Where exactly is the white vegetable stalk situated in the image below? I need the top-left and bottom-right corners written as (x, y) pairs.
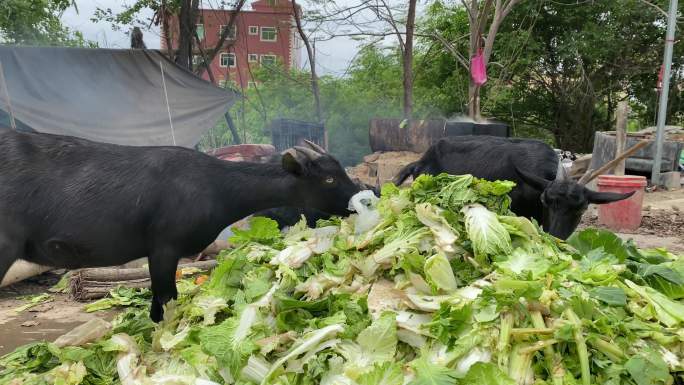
top-left (262, 324), bottom-right (345, 384)
top-left (348, 190), bottom-right (381, 234)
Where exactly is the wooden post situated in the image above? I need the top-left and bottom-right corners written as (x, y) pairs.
top-left (614, 101), bottom-right (629, 176)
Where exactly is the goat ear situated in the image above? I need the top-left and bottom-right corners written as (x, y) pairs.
top-left (282, 150), bottom-right (305, 175)
top-left (515, 166), bottom-right (551, 191)
top-left (585, 189), bottom-right (635, 204)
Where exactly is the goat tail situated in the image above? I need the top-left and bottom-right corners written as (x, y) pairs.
top-left (394, 161), bottom-right (419, 185)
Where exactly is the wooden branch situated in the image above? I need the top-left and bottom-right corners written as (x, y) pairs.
top-left (429, 32), bottom-right (470, 70)
top-left (194, 31), bottom-right (215, 83)
top-left (460, 0), bottom-right (474, 22)
top-left (578, 140), bottom-right (649, 185)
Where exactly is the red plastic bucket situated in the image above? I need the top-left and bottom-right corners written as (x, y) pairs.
top-left (596, 175), bottom-right (647, 232)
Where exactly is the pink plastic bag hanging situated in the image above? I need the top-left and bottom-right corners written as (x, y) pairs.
top-left (470, 49), bottom-right (487, 86)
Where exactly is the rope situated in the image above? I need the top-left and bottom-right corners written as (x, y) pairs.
top-left (160, 61), bottom-right (177, 146)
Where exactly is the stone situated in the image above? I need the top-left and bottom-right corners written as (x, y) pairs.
top-left (660, 171), bottom-right (681, 190)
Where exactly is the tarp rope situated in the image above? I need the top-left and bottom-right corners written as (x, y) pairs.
top-left (160, 61), bottom-right (177, 146)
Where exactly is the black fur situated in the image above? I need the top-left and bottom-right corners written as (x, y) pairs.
top-left (394, 136), bottom-right (633, 239)
top-left (0, 128), bottom-right (359, 321)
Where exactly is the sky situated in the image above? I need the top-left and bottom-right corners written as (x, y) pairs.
top-left (61, 0), bottom-right (373, 76)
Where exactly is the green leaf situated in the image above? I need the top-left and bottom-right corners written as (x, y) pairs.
top-left (229, 216), bottom-right (281, 245)
top-left (567, 228), bottom-right (629, 262)
top-left (624, 280), bottom-right (684, 327)
top-left (242, 267), bottom-right (274, 302)
top-left (407, 355), bottom-right (460, 385)
top-left (462, 362), bottom-right (516, 385)
top-left (495, 247), bottom-right (551, 279)
top-left (357, 312), bottom-right (397, 363)
top-left (589, 287), bottom-right (627, 307)
top-left (461, 203), bottom-right (512, 260)
top-left (275, 293), bottom-right (331, 313)
top-left (625, 353), bottom-right (671, 385)
top-left (424, 253), bottom-right (459, 293)
top-left (357, 362), bottom-right (404, 385)
top-left (198, 307), bottom-right (259, 377)
top-left (207, 251), bottom-right (250, 298)
top-left (427, 303), bottom-right (472, 347)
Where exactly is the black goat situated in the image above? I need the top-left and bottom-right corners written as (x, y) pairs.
top-left (395, 136), bottom-right (633, 239)
top-left (0, 129), bottom-right (359, 321)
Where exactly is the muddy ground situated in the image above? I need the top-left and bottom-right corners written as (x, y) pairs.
top-left (0, 188), bottom-right (682, 356)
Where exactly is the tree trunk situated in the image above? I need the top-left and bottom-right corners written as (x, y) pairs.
top-left (176, 0), bottom-right (194, 70)
top-left (160, 0), bottom-right (174, 60)
top-left (194, 32), bottom-right (216, 83)
top-left (403, 0), bottom-right (417, 120)
top-left (468, 81), bottom-right (481, 120)
top-left (292, 0), bottom-right (322, 124)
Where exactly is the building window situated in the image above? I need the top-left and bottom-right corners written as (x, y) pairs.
top-left (267, 0), bottom-right (278, 6)
top-left (220, 52), bottom-right (236, 67)
top-left (219, 25), bottom-right (237, 40)
top-left (260, 54), bottom-right (277, 66)
top-left (248, 81), bottom-right (257, 89)
top-left (196, 24), bottom-right (205, 40)
top-left (260, 27), bottom-right (277, 42)
top-left (248, 26), bottom-right (258, 35)
top-left (248, 53), bottom-right (258, 62)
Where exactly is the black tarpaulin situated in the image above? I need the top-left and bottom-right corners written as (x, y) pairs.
top-left (0, 46), bottom-right (238, 147)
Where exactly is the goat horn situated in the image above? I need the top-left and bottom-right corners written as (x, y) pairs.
top-left (303, 140), bottom-right (327, 154)
top-left (293, 146), bottom-right (322, 160)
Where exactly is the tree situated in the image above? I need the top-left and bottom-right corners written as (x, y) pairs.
top-left (0, 0), bottom-right (94, 46)
top-left (308, 0), bottom-right (421, 119)
top-left (93, 0), bottom-right (247, 76)
top-left (292, 0), bottom-right (323, 124)
top-left (464, 0), bottom-right (521, 120)
top-left (485, 0), bottom-right (683, 151)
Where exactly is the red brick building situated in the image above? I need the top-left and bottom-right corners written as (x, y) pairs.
top-left (161, 0), bottom-right (302, 89)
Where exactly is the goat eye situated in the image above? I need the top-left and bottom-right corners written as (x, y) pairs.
top-left (325, 177), bottom-right (335, 184)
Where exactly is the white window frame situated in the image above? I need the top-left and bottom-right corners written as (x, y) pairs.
top-left (196, 23), bottom-right (205, 40)
top-left (219, 52), bottom-right (236, 68)
top-left (248, 81), bottom-right (257, 88)
top-left (248, 53), bottom-right (258, 62)
top-left (260, 26), bottom-right (277, 42)
top-left (260, 54), bottom-right (277, 66)
top-left (219, 24), bottom-right (237, 40)
top-left (248, 26), bottom-right (258, 35)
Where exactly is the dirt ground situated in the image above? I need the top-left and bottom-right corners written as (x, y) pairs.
top-left (0, 188), bottom-right (682, 357)
top-left (0, 271), bottom-right (118, 356)
top-left (579, 187), bottom-right (684, 253)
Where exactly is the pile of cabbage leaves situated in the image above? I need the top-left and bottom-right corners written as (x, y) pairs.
top-left (2, 174), bottom-right (683, 385)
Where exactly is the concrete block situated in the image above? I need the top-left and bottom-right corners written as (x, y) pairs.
top-left (660, 171), bottom-right (681, 190)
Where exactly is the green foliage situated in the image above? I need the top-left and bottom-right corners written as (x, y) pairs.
top-left (0, 0), bottom-right (96, 46)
